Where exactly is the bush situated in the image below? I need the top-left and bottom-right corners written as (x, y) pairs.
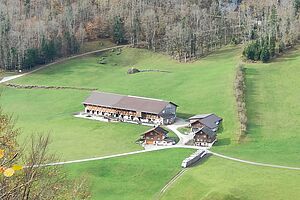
top-left (243, 38), bottom-right (272, 62)
top-left (243, 41), bottom-right (260, 61)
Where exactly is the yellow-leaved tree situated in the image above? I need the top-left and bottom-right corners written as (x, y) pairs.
top-left (0, 109), bottom-right (90, 199)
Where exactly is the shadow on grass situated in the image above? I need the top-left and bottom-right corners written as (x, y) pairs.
top-left (244, 67), bottom-right (263, 137)
top-left (215, 138), bottom-right (231, 146)
top-left (189, 153), bottom-right (212, 168)
top-left (272, 47), bottom-right (300, 63)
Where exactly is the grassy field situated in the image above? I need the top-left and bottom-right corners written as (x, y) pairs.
top-left (0, 88), bottom-right (150, 160)
top-left (79, 39), bottom-right (116, 54)
top-left (208, 47), bottom-right (300, 167)
top-left (1, 46), bottom-right (241, 160)
top-left (66, 148), bottom-right (194, 200)
top-left (161, 47), bottom-right (300, 200)
top-left (161, 156), bottom-right (300, 200)
top-left (2, 45), bottom-right (299, 199)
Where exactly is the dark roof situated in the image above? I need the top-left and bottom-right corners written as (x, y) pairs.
top-left (195, 127), bottom-right (216, 137)
top-left (141, 126), bottom-right (169, 136)
top-left (189, 114), bottom-right (222, 121)
top-left (189, 114), bottom-right (212, 120)
top-left (189, 114), bottom-right (222, 130)
top-left (83, 91), bottom-right (177, 114)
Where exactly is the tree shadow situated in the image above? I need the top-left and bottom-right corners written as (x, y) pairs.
top-left (244, 67), bottom-right (263, 137)
top-left (272, 47), bottom-right (300, 63)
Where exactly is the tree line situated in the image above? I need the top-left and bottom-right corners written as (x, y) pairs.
top-left (1, 0), bottom-right (300, 70)
top-left (242, 0), bottom-right (300, 62)
top-left (234, 63), bottom-right (247, 140)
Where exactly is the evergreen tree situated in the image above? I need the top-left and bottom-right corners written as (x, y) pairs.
top-left (260, 45), bottom-right (270, 63)
top-left (23, 48), bottom-right (39, 69)
top-left (113, 16), bottom-right (126, 44)
top-left (41, 37), bottom-right (49, 63)
top-left (47, 40), bottom-right (56, 61)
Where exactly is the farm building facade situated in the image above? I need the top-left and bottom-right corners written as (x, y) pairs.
top-left (83, 91), bottom-right (178, 125)
top-left (137, 126), bottom-right (175, 146)
top-left (189, 114), bottom-right (223, 132)
top-left (194, 127), bottom-right (217, 147)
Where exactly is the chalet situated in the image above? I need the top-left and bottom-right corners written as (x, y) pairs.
top-left (189, 113), bottom-right (222, 132)
top-left (194, 127), bottom-right (217, 147)
top-left (137, 126), bottom-right (175, 146)
top-left (83, 91), bottom-right (178, 125)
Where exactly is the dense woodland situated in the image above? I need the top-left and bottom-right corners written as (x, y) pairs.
top-left (0, 0), bottom-right (300, 70)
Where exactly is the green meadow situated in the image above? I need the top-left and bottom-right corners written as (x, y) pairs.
top-left (66, 148), bottom-right (194, 200)
top-left (1, 45), bottom-right (300, 199)
top-left (161, 156), bottom-right (300, 200)
top-left (1, 46), bottom-right (241, 160)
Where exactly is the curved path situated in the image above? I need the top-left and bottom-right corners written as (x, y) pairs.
top-left (27, 145), bottom-right (300, 171)
top-left (209, 151), bottom-right (300, 170)
top-left (28, 145), bottom-right (200, 168)
top-left (3, 45), bottom-right (299, 172)
top-left (0, 44), bottom-right (137, 84)
top-left (166, 118), bottom-right (194, 145)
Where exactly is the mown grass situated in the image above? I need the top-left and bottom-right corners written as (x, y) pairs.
top-left (2, 45), bottom-right (299, 199)
top-left (0, 88), bottom-right (149, 160)
top-left (211, 47), bottom-right (300, 167)
top-left (161, 47), bottom-right (300, 200)
top-left (161, 156), bottom-right (300, 200)
top-left (2, 46), bottom-right (241, 160)
top-left (66, 148), bottom-right (194, 200)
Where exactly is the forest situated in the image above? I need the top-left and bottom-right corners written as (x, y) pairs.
top-left (0, 0), bottom-right (300, 70)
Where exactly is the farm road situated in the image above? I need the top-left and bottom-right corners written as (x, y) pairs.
top-left (0, 43), bottom-right (136, 84)
top-left (27, 145), bottom-right (200, 168)
top-left (26, 145), bottom-right (300, 171)
top-left (2, 43), bottom-right (299, 171)
top-left (210, 151), bottom-right (300, 170)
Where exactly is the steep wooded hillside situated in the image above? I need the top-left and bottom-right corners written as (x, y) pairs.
top-left (0, 0), bottom-right (299, 70)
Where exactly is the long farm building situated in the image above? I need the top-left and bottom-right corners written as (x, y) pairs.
top-left (83, 91), bottom-right (178, 125)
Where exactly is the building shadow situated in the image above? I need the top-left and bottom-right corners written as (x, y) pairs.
top-left (177, 112), bottom-right (194, 120)
top-left (214, 138), bottom-right (231, 146)
top-left (217, 123), bottom-right (224, 134)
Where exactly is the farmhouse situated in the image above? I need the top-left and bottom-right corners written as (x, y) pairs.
top-left (137, 126), bottom-right (174, 145)
top-left (194, 127), bottom-right (217, 147)
top-left (83, 91), bottom-right (178, 125)
top-left (189, 113), bottom-right (222, 132)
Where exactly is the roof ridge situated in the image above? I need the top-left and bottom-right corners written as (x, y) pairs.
top-left (127, 95), bottom-right (168, 103)
top-left (93, 91), bottom-right (170, 103)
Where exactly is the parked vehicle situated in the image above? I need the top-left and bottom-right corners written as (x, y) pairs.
top-left (181, 150), bottom-right (207, 168)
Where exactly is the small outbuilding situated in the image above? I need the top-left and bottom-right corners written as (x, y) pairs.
top-left (137, 126), bottom-right (175, 146)
top-left (194, 127), bottom-right (217, 147)
top-left (189, 113), bottom-right (222, 132)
